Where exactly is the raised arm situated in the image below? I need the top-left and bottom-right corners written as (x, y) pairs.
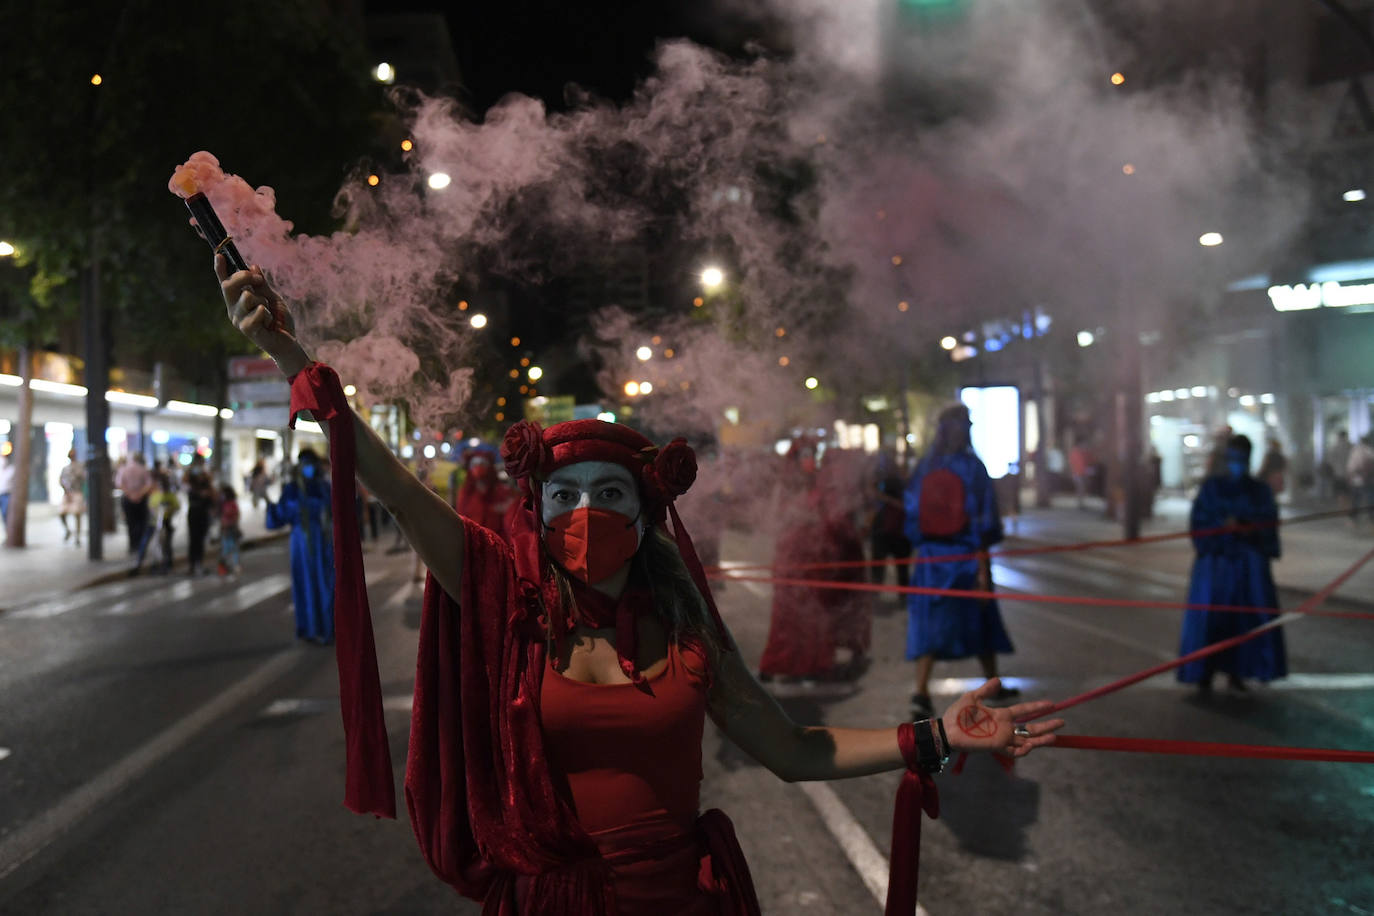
top-left (216, 255), bottom-right (465, 598)
top-left (707, 626), bottom-right (1062, 782)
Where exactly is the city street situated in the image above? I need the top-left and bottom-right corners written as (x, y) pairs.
top-left (2, 507), bottom-right (1371, 915)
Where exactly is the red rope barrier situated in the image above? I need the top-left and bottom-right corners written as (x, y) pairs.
top-left (1051, 735), bottom-right (1374, 764)
top-left (710, 507), bottom-right (1351, 575)
top-left (1023, 546), bottom-right (1374, 719)
top-left (705, 570), bottom-right (1374, 622)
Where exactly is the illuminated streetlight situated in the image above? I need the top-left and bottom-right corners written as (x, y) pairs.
top-left (1111, 72), bottom-right (1125, 85)
top-left (528, 366), bottom-right (543, 381)
top-left (90, 74), bottom-right (103, 86)
top-left (700, 266), bottom-right (724, 290)
top-left (636, 345), bottom-right (653, 361)
top-left (373, 62), bottom-right (396, 84)
top-left (343, 384), bottom-right (357, 397)
top-left (639, 381), bottom-right (653, 394)
top-left (1077, 330), bottom-right (1096, 347)
top-left (940, 336), bottom-right (957, 350)
top-left (400, 139), bottom-right (413, 152)
top-left (1344, 188), bottom-right (1367, 202)
top-left (1198, 232), bottom-right (1224, 247)
top-left (367, 174), bottom-right (380, 187)
top-left (804, 377), bottom-right (819, 390)
top-left (624, 381), bottom-right (640, 397)
top-left (0, 241), bottom-right (14, 257)
top-left (428, 172), bottom-right (451, 190)
top-left (469, 313), bottom-right (488, 329)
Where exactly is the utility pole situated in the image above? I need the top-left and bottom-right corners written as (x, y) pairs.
top-left (82, 236), bottom-right (110, 560)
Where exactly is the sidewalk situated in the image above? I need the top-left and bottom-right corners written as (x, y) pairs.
top-left (1004, 492), bottom-right (1374, 606)
top-left (0, 499), bottom-right (287, 611)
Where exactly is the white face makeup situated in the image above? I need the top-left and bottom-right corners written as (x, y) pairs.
top-left (540, 460), bottom-right (642, 526)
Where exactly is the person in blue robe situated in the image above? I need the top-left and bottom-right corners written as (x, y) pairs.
top-left (1177, 434), bottom-right (1286, 690)
top-left (904, 404), bottom-right (1017, 717)
top-left (267, 448), bottom-right (335, 644)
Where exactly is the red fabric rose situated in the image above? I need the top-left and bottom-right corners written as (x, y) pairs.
top-left (652, 437), bottom-right (697, 500)
top-left (501, 420), bottom-right (548, 481)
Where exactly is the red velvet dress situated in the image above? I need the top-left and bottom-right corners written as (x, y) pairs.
top-left (758, 516), bottom-right (869, 678)
top-left (538, 642), bottom-right (720, 916)
top-left (454, 477), bottom-right (513, 536)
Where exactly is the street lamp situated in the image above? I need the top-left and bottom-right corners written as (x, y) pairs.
top-left (639, 381), bottom-right (653, 394)
top-left (940, 336), bottom-right (957, 350)
top-left (372, 62), bottom-right (396, 84)
top-left (528, 366), bottom-right (543, 382)
top-left (1198, 232), bottom-right (1224, 247)
top-left (804, 377), bottom-right (819, 390)
top-left (624, 381), bottom-right (640, 397)
top-left (636, 346), bottom-right (652, 361)
top-left (428, 172), bottom-right (451, 190)
top-left (469, 313), bottom-right (488, 329)
top-left (0, 241), bottom-right (15, 257)
top-left (700, 266), bottom-right (724, 290)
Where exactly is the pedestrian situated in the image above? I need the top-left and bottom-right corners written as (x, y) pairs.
top-left (758, 459), bottom-right (870, 683)
top-left (1257, 437), bottom-right (1287, 499)
top-left (217, 254), bottom-right (1063, 914)
top-left (218, 484), bottom-right (243, 576)
top-left (870, 455), bottom-right (912, 596)
top-left (1327, 430), bottom-right (1351, 506)
top-left (58, 448), bottom-right (87, 546)
top-left (0, 451), bottom-right (14, 527)
top-left (903, 404), bottom-right (1019, 718)
top-left (249, 458), bottom-right (270, 509)
top-left (1348, 433), bottom-right (1374, 524)
top-left (1176, 434), bottom-right (1286, 692)
top-left (267, 448), bottom-right (335, 644)
top-left (1067, 437), bottom-right (1091, 510)
top-left (149, 470), bottom-right (181, 575)
top-left (115, 452), bottom-right (154, 559)
top-left (183, 453), bottom-right (216, 575)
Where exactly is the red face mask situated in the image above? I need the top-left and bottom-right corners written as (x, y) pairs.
top-left (469, 463), bottom-right (492, 480)
top-left (544, 506), bottom-right (642, 584)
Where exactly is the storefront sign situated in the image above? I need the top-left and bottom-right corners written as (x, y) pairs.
top-left (1267, 279), bottom-right (1374, 311)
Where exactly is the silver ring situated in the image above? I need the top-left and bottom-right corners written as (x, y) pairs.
top-left (1013, 726), bottom-right (1031, 739)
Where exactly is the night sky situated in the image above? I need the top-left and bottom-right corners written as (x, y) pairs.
top-left (367, 0), bottom-right (780, 113)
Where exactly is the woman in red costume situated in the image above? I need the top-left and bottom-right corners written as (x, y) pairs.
top-left (216, 255), bottom-right (1065, 915)
top-left (453, 446), bottom-right (515, 536)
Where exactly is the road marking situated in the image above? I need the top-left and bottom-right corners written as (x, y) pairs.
top-left (796, 780), bottom-right (930, 916)
top-left (0, 748), bottom-right (10, 762)
top-left (196, 574), bottom-right (292, 616)
top-left (0, 648), bottom-right (302, 882)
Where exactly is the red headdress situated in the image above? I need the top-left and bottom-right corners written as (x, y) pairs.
top-left (501, 418), bottom-right (725, 682)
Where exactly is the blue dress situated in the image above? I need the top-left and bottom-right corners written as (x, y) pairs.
top-left (903, 452), bottom-right (1014, 660)
top-left (1176, 475), bottom-right (1286, 683)
top-left (267, 479), bottom-right (336, 643)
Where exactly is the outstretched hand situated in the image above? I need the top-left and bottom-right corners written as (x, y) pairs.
top-left (216, 254), bottom-right (304, 372)
top-left (940, 678), bottom-right (1063, 758)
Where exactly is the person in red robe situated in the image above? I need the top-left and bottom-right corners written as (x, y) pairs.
top-left (453, 447), bottom-right (515, 536)
top-left (216, 254), bottom-right (1064, 915)
top-left (758, 456), bottom-right (870, 681)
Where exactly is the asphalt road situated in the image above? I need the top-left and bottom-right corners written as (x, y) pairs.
top-left (1, 527), bottom-right (1371, 915)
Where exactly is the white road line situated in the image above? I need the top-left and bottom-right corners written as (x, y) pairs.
top-left (196, 574), bottom-right (292, 616)
top-left (381, 580), bottom-right (417, 611)
top-left (0, 748), bottom-right (10, 762)
top-left (0, 648), bottom-right (301, 882)
top-left (797, 780), bottom-right (930, 916)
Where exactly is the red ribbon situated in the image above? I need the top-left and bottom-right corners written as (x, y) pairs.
top-left (705, 571), bottom-right (1374, 622)
top-left (885, 722), bottom-right (940, 916)
top-left (1051, 735), bottom-right (1374, 764)
top-left (289, 363), bottom-right (396, 819)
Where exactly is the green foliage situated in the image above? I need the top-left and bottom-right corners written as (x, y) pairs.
top-left (0, 0), bottom-right (389, 388)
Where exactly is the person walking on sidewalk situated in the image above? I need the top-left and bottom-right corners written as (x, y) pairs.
top-left (58, 448), bottom-right (87, 546)
top-left (903, 404), bottom-right (1019, 717)
top-left (1257, 438), bottom-right (1287, 500)
top-left (148, 470), bottom-right (181, 575)
top-left (116, 453), bottom-right (154, 557)
top-left (267, 448), bottom-right (335, 644)
top-left (1177, 434), bottom-right (1286, 692)
top-left (218, 484), bottom-right (243, 576)
top-left (1348, 433), bottom-right (1374, 525)
top-left (0, 451), bottom-right (14, 528)
top-left (870, 455), bottom-right (912, 596)
top-left (183, 453), bottom-right (216, 576)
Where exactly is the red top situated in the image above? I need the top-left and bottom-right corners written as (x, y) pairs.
top-left (540, 642), bottom-right (717, 915)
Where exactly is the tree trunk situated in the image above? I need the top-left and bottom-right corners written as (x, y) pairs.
top-left (5, 346), bottom-right (34, 548)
